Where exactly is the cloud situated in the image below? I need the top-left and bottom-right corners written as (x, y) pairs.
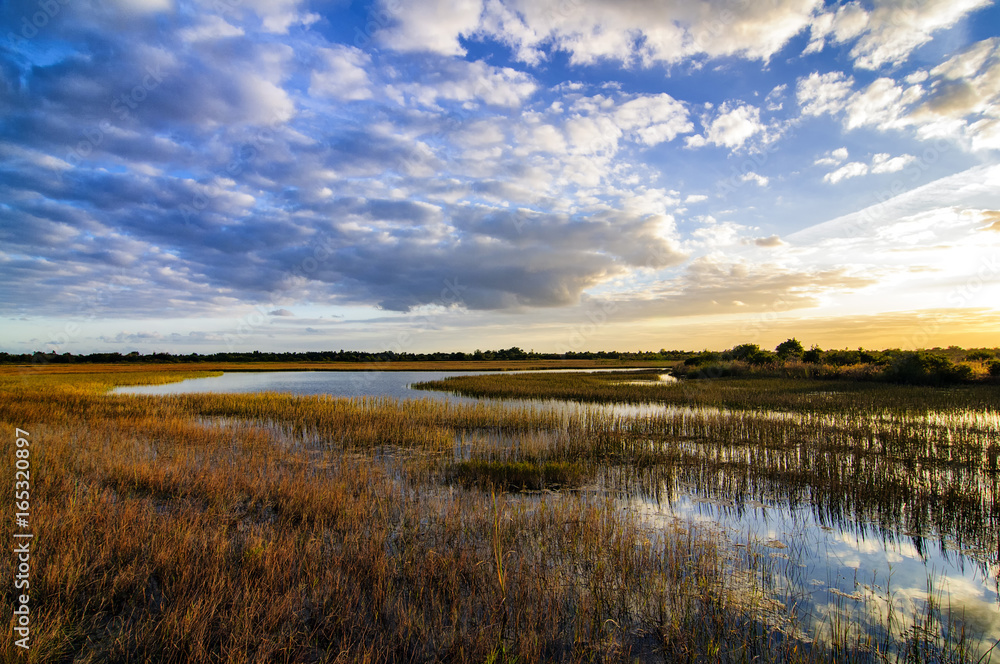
top-left (613, 94), bottom-right (693, 145)
top-left (797, 71), bottom-right (854, 116)
top-left (375, 0), bottom-right (483, 56)
top-left (755, 235), bottom-right (786, 247)
top-left (376, 0), bottom-right (823, 66)
top-left (740, 172), bottom-right (770, 187)
top-left (870, 152), bottom-right (915, 174)
top-left (798, 38), bottom-right (1000, 150)
top-left (978, 211), bottom-right (1000, 232)
top-left (845, 77), bottom-right (920, 131)
top-left (805, 0), bottom-right (991, 69)
top-left (821, 153), bottom-right (916, 183)
top-left (606, 256), bottom-right (876, 320)
top-left (688, 102), bottom-right (767, 150)
top-left (400, 59), bottom-right (538, 108)
top-left (814, 147), bottom-right (849, 166)
top-left (269, 308), bottom-right (295, 316)
top-left (309, 46), bottom-right (373, 101)
top-left (823, 161), bottom-right (868, 184)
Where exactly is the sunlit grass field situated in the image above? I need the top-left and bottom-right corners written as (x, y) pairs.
top-left (1, 365), bottom-right (997, 662)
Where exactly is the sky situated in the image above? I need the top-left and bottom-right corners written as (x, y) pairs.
top-left (2, 0), bottom-right (1000, 354)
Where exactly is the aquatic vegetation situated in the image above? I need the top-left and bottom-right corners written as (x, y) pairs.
top-left (448, 459), bottom-right (585, 491)
top-left (1, 366), bottom-right (997, 662)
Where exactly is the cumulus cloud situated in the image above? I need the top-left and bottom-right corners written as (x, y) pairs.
top-left (824, 161), bottom-right (868, 184)
top-left (822, 152), bottom-right (916, 183)
top-left (805, 0), bottom-right (991, 69)
top-left (688, 102), bottom-right (766, 150)
top-left (797, 71), bottom-right (854, 116)
top-left (870, 152), bottom-right (916, 174)
top-left (798, 37), bottom-right (1000, 150)
top-left (740, 172), bottom-right (770, 187)
top-left (1, 0), bottom-right (997, 350)
top-left (814, 147), bottom-right (849, 166)
top-left (400, 59), bottom-right (538, 108)
top-left (309, 46), bottom-right (373, 101)
top-left (376, 0), bottom-right (822, 66)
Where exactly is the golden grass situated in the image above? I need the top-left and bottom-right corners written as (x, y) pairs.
top-left (0, 367), bottom-right (993, 662)
top-left (3, 358), bottom-right (669, 376)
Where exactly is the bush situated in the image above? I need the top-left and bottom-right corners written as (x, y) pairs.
top-left (775, 338), bottom-right (804, 360)
top-left (989, 360), bottom-right (1000, 378)
top-left (802, 345), bottom-right (822, 364)
top-left (684, 350), bottom-right (721, 366)
top-left (966, 350), bottom-right (996, 362)
top-left (882, 351), bottom-right (972, 385)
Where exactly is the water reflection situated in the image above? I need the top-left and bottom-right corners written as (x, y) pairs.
top-left (629, 490), bottom-right (1000, 656)
top-left (114, 369), bottom-right (1000, 655)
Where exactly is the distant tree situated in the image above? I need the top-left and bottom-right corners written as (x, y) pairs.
top-left (775, 338), bottom-right (804, 360)
top-left (965, 350), bottom-right (996, 362)
top-left (724, 343), bottom-right (775, 366)
top-left (802, 345), bottom-right (822, 364)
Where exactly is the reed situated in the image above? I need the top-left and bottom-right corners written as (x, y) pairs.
top-left (415, 371), bottom-right (1000, 414)
top-left (0, 366), bottom-right (995, 662)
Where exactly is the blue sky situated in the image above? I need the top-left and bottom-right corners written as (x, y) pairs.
top-left (2, 0), bottom-right (1000, 354)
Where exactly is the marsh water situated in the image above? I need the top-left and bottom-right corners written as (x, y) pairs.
top-left (116, 371), bottom-right (1000, 653)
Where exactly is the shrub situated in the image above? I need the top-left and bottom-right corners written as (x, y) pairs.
top-left (775, 338), bottom-right (804, 360)
top-left (883, 351), bottom-right (972, 385)
top-left (802, 345), bottom-right (822, 364)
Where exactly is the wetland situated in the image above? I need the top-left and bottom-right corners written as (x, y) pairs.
top-left (2, 364), bottom-right (998, 662)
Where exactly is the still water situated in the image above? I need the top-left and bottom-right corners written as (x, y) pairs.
top-left (116, 370), bottom-right (1000, 655)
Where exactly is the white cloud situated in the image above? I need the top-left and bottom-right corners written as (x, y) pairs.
top-left (401, 60), bottom-right (537, 108)
top-left (375, 0), bottom-right (483, 56)
top-left (820, 152), bottom-right (916, 183)
top-left (850, 0), bottom-right (992, 70)
top-left (806, 0), bottom-right (991, 69)
top-left (613, 94), bottom-right (693, 145)
top-left (800, 38), bottom-right (1000, 150)
top-left (797, 71), bottom-right (854, 116)
top-left (691, 102), bottom-right (766, 150)
top-left (178, 16), bottom-right (244, 43)
top-left (685, 194), bottom-right (708, 204)
top-left (845, 77), bottom-right (919, 131)
top-left (309, 46), bottom-right (373, 101)
top-left (239, 0), bottom-right (320, 34)
top-left (376, 0), bottom-right (823, 66)
top-left (823, 161), bottom-right (868, 184)
top-left (740, 172), bottom-right (770, 187)
top-left (814, 147), bottom-right (849, 166)
top-left (870, 153), bottom-right (916, 174)
top-left (804, 1), bottom-right (868, 55)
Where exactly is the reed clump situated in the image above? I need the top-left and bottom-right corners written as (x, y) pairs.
top-left (448, 459), bottom-right (585, 491)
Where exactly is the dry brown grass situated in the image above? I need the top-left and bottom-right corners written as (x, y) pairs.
top-left (0, 368), bottom-right (817, 664)
top-left (1, 367), bottom-right (991, 663)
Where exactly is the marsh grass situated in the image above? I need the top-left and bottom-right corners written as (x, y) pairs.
top-left (449, 459), bottom-right (586, 491)
top-left (415, 371), bottom-right (1000, 414)
top-left (0, 366), bottom-right (996, 662)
